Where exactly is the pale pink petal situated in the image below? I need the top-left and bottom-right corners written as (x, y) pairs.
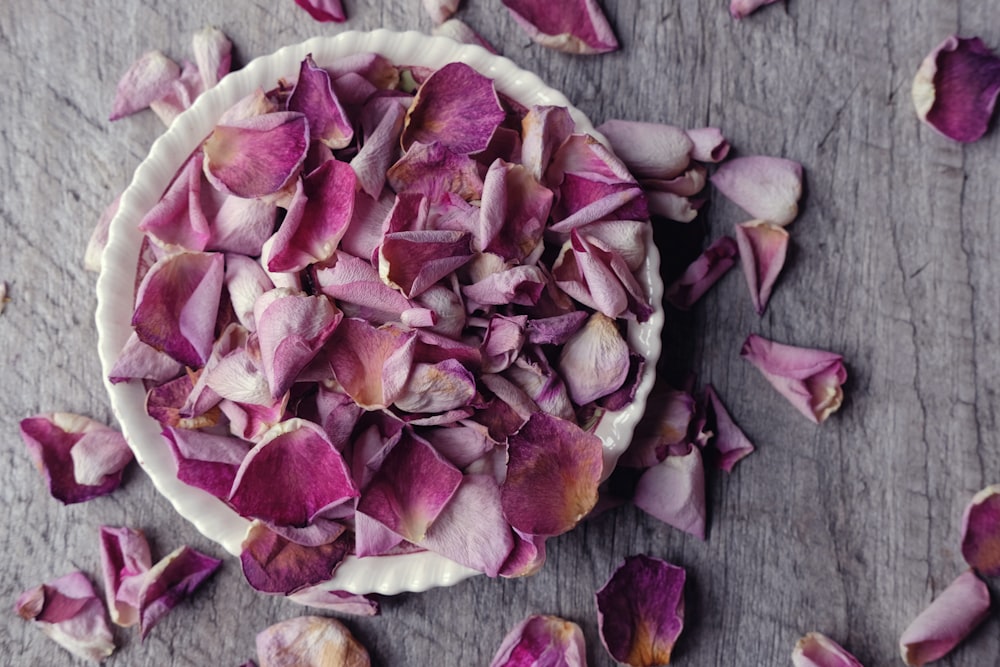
top-left (288, 55), bottom-right (354, 149)
top-left (423, 0), bottom-right (460, 24)
top-left (293, 0), bottom-right (346, 22)
top-left (597, 120), bottom-right (692, 179)
top-left (577, 219), bottom-right (648, 271)
top-left (480, 315), bottom-right (527, 374)
top-left (423, 423), bottom-right (495, 468)
top-left (463, 265), bottom-right (547, 308)
top-left (203, 112), bottom-right (309, 198)
top-left (621, 388), bottom-right (696, 468)
top-left (478, 159), bottom-right (552, 261)
top-left (99, 525), bottom-right (152, 627)
top-left (665, 236), bottom-right (738, 310)
top-left (206, 194), bottom-right (277, 256)
top-left (557, 312), bottom-right (629, 404)
top-left (109, 331), bottom-right (184, 384)
top-left (741, 334), bottom-right (847, 424)
top-left (704, 385), bottom-right (755, 472)
top-left (340, 189), bottom-right (395, 259)
top-left (148, 59), bottom-right (205, 127)
top-left (240, 521), bottom-right (352, 594)
top-left (85, 195), bottom-right (120, 272)
top-left (394, 359), bottom-right (476, 414)
top-left (137, 545), bottom-right (222, 639)
top-left (379, 229), bottom-right (473, 298)
top-left (633, 445), bottom-right (707, 540)
top-left (192, 26), bottom-right (232, 89)
top-left (525, 311), bottom-right (588, 345)
top-left (505, 351), bottom-right (575, 422)
top-left (324, 319), bottom-right (417, 409)
top-left (647, 190), bottom-right (701, 222)
top-left (730, 0), bottom-right (781, 18)
top-left (287, 588), bottom-right (380, 616)
top-left (521, 105), bottom-right (575, 182)
top-left (499, 530), bottom-right (548, 578)
top-left (110, 50), bottom-right (180, 120)
top-left (899, 570), bottom-right (990, 666)
top-left (354, 510), bottom-right (404, 557)
top-left (387, 140), bottom-right (485, 202)
top-left (710, 156), bottom-right (803, 226)
top-left (15, 571), bottom-right (116, 662)
top-left (224, 254), bottom-right (274, 331)
top-left (256, 616), bottom-right (371, 667)
top-left (415, 285), bottom-right (467, 339)
top-left (686, 127), bottom-right (730, 163)
top-left (219, 87), bottom-right (280, 125)
top-left (735, 220), bottom-right (789, 315)
top-left (432, 19), bottom-right (499, 53)
top-left (490, 615), bottom-right (587, 667)
top-left (351, 96), bottom-right (407, 197)
top-left (961, 485), bottom-right (1000, 577)
top-left (642, 165), bottom-right (708, 197)
top-left (502, 0), bottom-right (619, 54)
top-left (792, 632), bottom-right (864, 667)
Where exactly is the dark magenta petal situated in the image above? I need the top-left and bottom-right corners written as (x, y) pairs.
top-left (502, 0), bottom-right (618, 54)
top-left (704, 385), bottom-right (755, 473)
top-left (961, 485), bottom-right (1000, 576)
top-left (380, 230), bottom-right (473, 298)
top-left (15, 571), bottom-right (116, 662)
top-left (324, 319), bottom-right (417, 409)
top-left (387, 140), bottom-right (486, 202)
top-left (913, 36), bottom-right (1000, 143)
top-left (490, 615), bottom-right (587, 667)
top-left (108, 331), bottom-right (184, 384)
top-left (240, 521), bottom-right (353, 595)
top-left (899, 570), bottom-right (990, 666)
top-left (20, 413), bottom-right (132, 505)
top-left (402, 62), bottom-right (505, 154)
top-left (203, 112), bottom-right (309, 198)
top-left (110, 50), bottom-right (180, 120)
top-left (287, 588), bottom-right (380, 616)
top-left (622, 389), bottom-right (696, 468)
top-left (255, 616), bottom-right (371, 667)
top-left (99, 525), bottom-right (152, 628)
top-left (665, 236), bottom-right (738, 310)
top-left (137, 546), bottom-right (222, 639)
top-left (288, 55), bottom-right (354, 149)
top-left (734, 220), bottom-right (789, 315)
top-left (501, 413), bottom-right (603, 536)
top-left (633, 446), bottom-right (707, 540)
top-left (163, 427), bottom-right (251, 500)
top-left (229, 419), bottom-right (358, 526)
top-left (292, 0), bottom-right (346, 22)
top-left (596, 555), bottom-right (686, 667)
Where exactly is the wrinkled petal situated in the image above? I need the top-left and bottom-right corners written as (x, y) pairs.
top-left (480, 315), bottom-right (527, 374)
top-left (110, 50), bottom-right (180, 120)
top-left (525, 311), bottom-right (588, 345)
top-left (85, 195), bottom-right (120, 272)
top-left (686, 127), bottom-right (730, 163)
top-left (710, 156), bottom-right (803, 226)
top-left (287, 588), bottom-right (380, 616)
top-left (741, 334), bottom-right (846, 424)
top-left (340, 189), bottom-right (395, 259)
top-left (137, 545), bottom-right (222, 639)
top-left (149, 59), bottom-right (205, 127)
top-left (352, 96), bottom-right (407, 197)
top-left (642, 166), bottom-right (708, 198)
top-left (704, 385), bottom-right (755, 472)
top-left (500, 529), bottom-right (548, 578)
top-left (665, 236), bottom-right (738, 310)
top-left (633, 446), bottom-right (707, 540)
top-left (164, 427), bottom-right (252, 499)
top-left (293, 0), bottom-right (346, 22)
top-left (463, 265), bottom-right (547, 308)
top-left (395, 359), bottom-right (476, 413)
top-left (229, 419), bottom-right (358, 526)
top-left (15, 571), bottom-right (115, 662)
top-left (596, 555), bottom-right (685, 667)
top-left (288, 55), bottom-right (354, 149)
top-left (241, 521), bottom-right (353, 594)
top-left (913, 36), bottom-right (1000, 143)
top-left (139, 152), bottom-right (210, 252)
top-left (730, 0), bottom-right (782, 19)
top-left (324, 319), bottom-right (416, 409)
top-left (490, 614), bottom-right (587, 667)
top-left (99, 525), bottom-right (152, 627)
top-left (20, 413), bottom-right (132, 504)
top-left (961, 485), bottom-right (1000, 577)
top-left (379, 229), bottom-right (473, 298)
top-left (735, 220), bottom-right (789, 315)
top-left (432, 19), bottom-right (498, 53)
top-left (192, 26), bottom-right (232, 89)
top-left (554, 230), bottom-right (651, 321)
top-left (502, 0), bottom-right (619, 54)
top-left (521, 105), bottom-right (576, 182)
top-left (423, 0), bottom-right (460, 24)
top-left (315, 251), bottom-right (414, 324)
top-left (387, 140), bottom-right (485, 201)
top-left (206, 193), bottom-right (277, 255)
top-left (402, 62), bottom-right (506, 154)
top-left (597, 120), bottom-right (692, 179)
top-left (108, 331), bottom-right (184, 384)
top-left (505, 352), bottom-right (575, 422)
top-left (792, 632), bottom-right (864, 667)
top-left (256, 616), bottom-right (370, 667)
top-left (132, 251), bottom-right (225, 367)
top-left (501, 413), bottom-right (603, 536)
top-left (203, 112), bottom-right (309, 198)
top-left (558, 312), bottom-right (629, 404)
top-left (899, 570), bottom-right (990, 666)
top-left (478, 160), bottom-right (552, 261)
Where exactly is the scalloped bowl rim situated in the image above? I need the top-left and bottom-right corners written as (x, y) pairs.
top-left (95, 29), bottom-right (664, 595)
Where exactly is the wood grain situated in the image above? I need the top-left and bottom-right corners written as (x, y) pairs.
top-left (2, 1), bottom-right (999, 665)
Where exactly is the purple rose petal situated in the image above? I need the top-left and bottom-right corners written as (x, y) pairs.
top-left (633, 445), bottom-right (707, 540)
top-left (256, 616), bottom-right (371, 667)
top-left (137, 545), bottom-right (222, 639)
top-left (352, 96), bottom-right (407, 197)
top-left (961, 485), bottom-right (1000, 577)
top-left (99, 525), bottom-right (152, 627)
top-left (315, 251), bottom-right (414, 324)
top-left (110, 50), bottom-right (180, 120)
top-left (203, 112), bottom-right (309, 198)
top-left (899, 570), bottom-right (990, 666)
top-left (395, 359), bottom-right (477, 414)
top-left (109, 331), bottom-right (184, 384)
top-left (730, 0), bottom-right (782, 19)
top-left (288, 55), bottom-right (354, 149)
top-left (490, 615), bottom-right (587, 667)
top-left (665, 236), bottom-right (738, 310)
top-left (287, 588), bottom-right (380, 616)
top-left (15, 571), bottom-right (116, 662)
top-left (502, 0), bottom-right (619, 54)
top-left (792, 632), bottom-right (864, 667)
top-left (241, 521), bottom-right (353, 595)
top-left (597, 120), bottom-right (693, 179)
top-left (478, 159), bottom-right (552, 261)
top-left (499, 530), bottom-right (548, 578)
top-left (621, 388), bottom-right (696, 468)
top-left (387, 140), bottom-right (485, 202)
top-left (596, 555), bottom-right (686, 667)
top-left (293, 0), bottom-right (346, 22)
top-left (710, 156), bottom-right (803, 226)
top-left (164, 427), bottom-right (252, 500)
top-left (521, 105), bottom-right (575, 181)
top-left (138, 152), bottom-right (210, 251)
top-left (463, 265), bottom-right (547, 308)
top-left (704, 385), bottom-right (755, 473)
top-left (380, 229), bottom-right (474, 298)
top-left (735, 220), bottom-right (789, 315)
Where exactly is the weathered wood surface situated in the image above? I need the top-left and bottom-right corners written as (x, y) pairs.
top-left (3, 1), bottom-right (999, 665)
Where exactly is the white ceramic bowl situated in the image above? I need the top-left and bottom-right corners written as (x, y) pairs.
top-left (95, 30), bottom-right (664, 595)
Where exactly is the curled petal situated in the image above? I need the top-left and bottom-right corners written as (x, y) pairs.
top-left (463, 265), bottom-right (547, 307)
top-left (478, 159), bottom-right (552, 261)
top-left (500, 530), bottom-right (548, 578)
top-left (961, 485), bottom-right (1000, 577)
top-left (525, 311), bottom-right (588, 345)
top-left (665, 236), bottom-right (738, 310)
top-left (387, 140), bottom-right (485, 201)
top-left (704, 385), bottom-right (755, 472)
top-left (502, 0), bottom-right (619, 54)
top-left (647, 191), bottom-right (701, 223)
top-left (633, 446), bottom-right (707, 540)
top-left (15, 571), bottom-right (116, 662)
top-left (481, 315), bottom-right (527, 374)
top-left (622, 389), bottom-right (695, 468)
top-left (558, 312), bottom-right (629, 404)
top-left (148, 59), bottom-right (205, 127)
top-left (110, 50), bottom-right (180, 120)
top-left (913, 36), bottom-right (1000, 143)
top-left (293, 0), bottom-right (346, 22)
top-left (730, 0), bottom-right (782, 19)
top-left (192, 26), bottom-right (232, 89)
top-left (735, 220), bottom-right (789, 315)
top-left (597, 120), bottom-right (692, 179)
top-left (287, 588), bottom-right (379, 616)
top-left (501, 413), bottom-right (603, 536)
top-left (352, 96), bottom-right (407, 197)
top-left (710, 156), bottom-right (803, 226)
top-left (379, 230), bottom-right (474, 298)
top-left (20, 413), bottom-right (132, 504)
top-left (256, 616), bottom-right (370, 667)
top-left (402, 62), bottom-right (505, 154)
top-left (164, 427), bottom-right (252, 500)
top-left (686, 127), bottom-right (730, 163)
top-left (792, 632), bottom-right (864, 667)
top-left (99, 525), bottom-right (152, 627)
top-left (207, 193), bottom-right (278, 256)
top-left (642, 166), bottom-right (708, 198)
top-left (109, 331), bottom-right (184, 384)
top-left (224, 254), bottom-right (274, 331)
top-left (340, 189), bottom-right (395, 259)
top-left (288, 55), bottom-right (354, 149)
top-left (433, 19), bottom-right (498, 53)
top-left (325, 319), bottom-right (416, 409)
top-left (423, 0), bottom-right (460, 24)
top-left (899, 570), bottom-right (990, 666)
top-left (490, 615), bottom-right (588, 667)
top-left (316, 251), bottom-right (413, 324)
top-left (596, 555), bottom-right (686, 667)
top-left (240, 521), bottom-right (352, 594)
top-left (137, 546), bottom-right (222, 639)
top-left (85, 195), bottom-right (120, 272)
top-left (521, 105), bottom-right (575, 182)
top-left (138, 152), bottom-right (211, 252)
top-left (203, 112), bottom-right (309, 198)
top-left (395, 359), bottom-right (476, 414)
top-left (741, 334), bottom-right (846, 424)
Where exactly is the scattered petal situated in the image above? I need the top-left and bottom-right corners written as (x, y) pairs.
top-left (293, 0), bottom-right (346, 22)
top-left (502, 0), bottom-right (619, 54)
top-left (110, 50), bottom-right (180, 120)
top-left (792, 632), bottom-right (864, 667)
top-left (287, 588), bottom-right (380, 616)
top-left (138, 545), bottom-right (222, 639)
top-left (433, 19), bottom-right (498, 53)
top-left (203, 112), bottom-right (309, 198)
top-left (423, 0), bottom-right (461, 24)
top-left (108, 331), bottom-right (184, 384)
top-left (192, 26), bottom-right (232, 89)
top-left (961, 485), bottom-right (1000, 577)
top-left (241, 521), bottom-right (353, 594)
top-left (256, 616), bottom-right (370, 667)
top-left (15, 571), bottom-right (116, 662)
top-left (899, 570), bottom-right (990, 666)
top-left (633, 446), bottom-right (707, 539)
top-left (734, 220), bottom-right (789, 315)
top-left (647, 191), bottom-right (701, 223)
top-left (622, 389), bottom-right (695, 468)
top-left (288, 55), bottom-right (354, 149)
top-left (704, 385), bottom-right (755, 472)
top-left (99, 525), bottom-right (152, 627)
top-left (558, 312), bottom-right (629, 404)
top-left (665, 236), bottom-right (738, 310)
top-left (685, 127), bottom-right (730, 163)
top-left (730, 0), bottom-right (782, 19)
top-left (596, 555), bottom-right (686, 667)
top-left (490, 615), bottom-right (587, 667)
top-left (710, 156), bottom-right (803, 226)
top-left (597, 120), bottom-right (692, 179)
top-left (148, 59), bottom-right (205, 127)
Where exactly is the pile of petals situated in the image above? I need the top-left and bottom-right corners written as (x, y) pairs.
top-left (111, 54), bottom-right (657, 598)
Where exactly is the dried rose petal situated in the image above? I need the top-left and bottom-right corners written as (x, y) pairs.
top-left (315, 251), bottom-right (414, 324)
top-left (735, 220), bottom-right (789, 315)
top-left (293, 0), bottom-right (346, 22)
top-left (710, 156), bottom-right (803, 226)
top-left (961, 485), bottom-right (1000, 577)
top-left (15, 571), bottom-right (116, 662)
top-left (138, 152), bottom-right (210, 251)
top-left (352, 96), bottom-right (407, 198)
top-left (110, 50), bottom-right (180, 120)
top-left (387, 140), bottom-right (485, 201)
top-left (525, 311), bottom-right (588, 345)
top-left (622, 388), bottom-right (696, 468)
top-left (596, 120), bottom-right (692, 180)
top-left (463, 265), bottom-right (547, 308)
top-left (913, 36), bottom-right (1000, 143)
top-left (433, 19), bottom-right (498, 53)
top-left (287, 588), bottom-right (379, 616)
top-left (192, 26), bottom-right (232, 89)
top-left (423, 0), bottom-right (460, 24)
top-left (395, 359), bottom-right (476, 414)
top-left (741, 334), bottom-right (846, 424)
top-left (502, 0), bottom-right (619, 55)
top-left (137, 545), bottom-right (222, 639)
top-left (490, 614), bottom-right (587, 667)
top-left (730, 0), bottom-right (781, 19)
top-left (596, 555), bottom-right (685, 667)
top-left (240, 521), bottom-right (352, 594)
top-left (899, 570), bottom-right (991, 666)
top-left (380, 230), bottom-right (473, 298)
top-left (558, 312), bottom-right (629, 404)
top-left (98, 525), bottom-right (152, 627)
top-left (521, 105), bottom-right (575, 182)
top-left (288, 55), bottom-right (354, 149)
top-left (792, 632), bottom-right (864, 667)
top-left (704, 385), bottom-right (755, 472)
top-left (324, 319), bottom-right (416, 409)
top-left (148, 59), bottom-right (205, 127)
top-left (501, 413), bottom-right (603, 537)
top-left (85, 195), bottom-right (120, 272)
top-left (633, 446), bottom-right (707, 540)
top-left (686, 127), bottom-right (730, 163)
top-left (665, 236), bottom-right (738, 310)
top-left (203, 112), bottom-right (309, 198)
top-left (478, 159), bottom-right (552, 261)
top-left (256, 616), bottom-right (370, 667)
top-left (20, 413), bottom-right (132, 504)
top-left (647, 191), bottom-right (701, 223)
top-left (164, 427), bottom-right (251, 499)
top-left (108, 331), bottom-right (184, 384)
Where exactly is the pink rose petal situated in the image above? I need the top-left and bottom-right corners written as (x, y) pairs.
top-left (478, 159), bottom-right (552, 261)
top-left (423, 0), bottom-right (460, 24)
top-left (15, 571), bottom-right (116, 662)
top-left (704, 384), bottom-right (755, 472)
top-left (20, 413), bottom-right (133, 504)
top-left (505, 352), bottom-right (575, 422)
top-left (395, 359), bottom-right (476, 414)
top-left (622, 388), bottom-right (695, 468)
top-left (148, 59), bottom-right (205, 127)
top-left (192, 26), bottom-right (232, 90)
top-left (463, 265), bottom-right (547, 308)
top-left (108, 331), bottom-right (184, 384)
top-left (730, 0), bottom-right (782, 19)
top-left (741, 334), bottom-right (847, 424)
top-left (792, 632), bottom-right (864, 667)
top-left (240, 521), bottom-right (353, 595)
top-left (913, 36), bottom-right (1000, 143)
top-left (490, 615), bottom-right (587, 667)
top-left (432, 19), bottom-right (499, 53)
top-left (340, 189), bottom-right (395, 259)
top-left (597, 120), bottom-right (693, 180)
top-left (324, 319), bottom-right (417, 409)
top-left (633, 445), bottom-right (707, 540)
top-left (710, 156), bottom-right (803, 226)
top-left (287, 588), bottom-right (380, 616)
top-left (558, 312), bottom-right (629, 404)
top-left (288, 55), bottom-right (354, 149)
top-left (138, 152), bottom-right (210, 252)
top-left (686, 127), bottom-right (731, 163)
top-left (665, 235), bottom-right (738, 310)
top-left (379, 229), bottom-right (473, 298)
top-left (206, 194), bottom-right (277, 256)
top-left (501, 413), bottom-right (603, 536)
top-left (256, 616), bottom-right (371, 667)
top-left (502, 0), bottom-right (619, 55)
top-left (596, 555), bottom-right (686, 667)
top-left (99, 525), bottom-right (152, 627)
top-left (315, 251), bottom-right (414, 324)
top-left (521, 105), bottom-right (576, 182)
top-left (85, 195), bottom-right (120, 272)
top-left (110, 50), bottom-right (180, 120)
top-left (899, 570), bottom-right (990, 666)
top-left (137, 545), bottom-right (222, 639)
top-left (387, 140), bottom-right (485, 202)
top-left (352, 96), bottom-right (407, 197)
top-left (961, 485), bottom-right (1000, 577)
top-left (203, 112), bottom-right (309, 198)
top-left (642, 166), bottom-right (708, 198)
top-left (164, 427), bottom-right (252, 500)
top-left (293, 0), bottom-right (346, 22)
top-left (734, 220), bottom-right (789, 315)
top-left (647, 190), bottom-right (701, 223)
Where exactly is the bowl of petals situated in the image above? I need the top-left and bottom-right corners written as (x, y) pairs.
top-left (95, 29), bottom-right (664, 601)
